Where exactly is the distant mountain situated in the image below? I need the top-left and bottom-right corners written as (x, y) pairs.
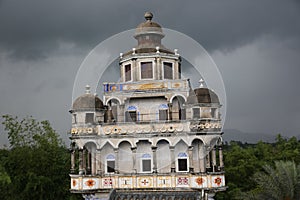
top-left (222, 129), bottom-right (277, 143)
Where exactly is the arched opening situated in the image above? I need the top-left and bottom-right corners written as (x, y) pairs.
top-left (174, 140), bottom-right (189, 172)
top-left (191, 139), bottom-right (205, 173)
top-left (106, 98), bottom-right (120, 123)
top-left (83, 142), bottom-right (97, 175)
top-left (171, 96), bottom-right (186, 121)
top-left (156, 139), bottom-right (171, 173)
top-left (118, 141), bottom-right (133, 174)
top-left (136, 140), bottom-right (152, 173)
top-left (101, 142), bottom-right (115, 174)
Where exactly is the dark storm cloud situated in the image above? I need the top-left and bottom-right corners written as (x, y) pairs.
top-left (0, 0), bottom-right (300, 146)
top-left (0, 0), bottom-right (299, 60)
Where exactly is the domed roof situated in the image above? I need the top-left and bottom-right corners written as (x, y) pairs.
top-left (187, 88), bottom-right (220, 104)
top-left (134, 12), bottom-right (164, 38)
top-left (72, 86), bottom-right (104, 111)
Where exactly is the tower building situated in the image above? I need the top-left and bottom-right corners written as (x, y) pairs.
top-left (69, 12), bottom-right (226, 200)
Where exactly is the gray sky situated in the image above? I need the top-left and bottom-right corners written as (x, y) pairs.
top-left (0, 0), bottom-right (300, 145)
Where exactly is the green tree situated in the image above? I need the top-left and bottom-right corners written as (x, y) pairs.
top-left (0, 115), bottom-right (81, 200)
top-left (242, 160), bottom-right (300, 200)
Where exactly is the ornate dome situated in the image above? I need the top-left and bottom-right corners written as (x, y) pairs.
top-left (187, 88), bottom-right (220, 104)
top-left (72, 86), bottom-right (104, 111)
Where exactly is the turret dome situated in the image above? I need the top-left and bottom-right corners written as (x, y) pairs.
top-left (71, 85), bottom-right (104, 111)
top-left (187, 88), bottom-right (220, 104)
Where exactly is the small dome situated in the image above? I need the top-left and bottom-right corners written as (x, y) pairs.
top-left (72, 94), bottom-right (104, 111)
top-left (72, 85), bottom-right (104, 111)
top-left (187, 88), bottom-right (220, 104)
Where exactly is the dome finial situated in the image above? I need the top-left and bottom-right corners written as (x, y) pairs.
top-left (199, 78), bottom-right (204, 88)
top-left (85, 85), bottom-right (91, 94)
top-left (144, 12), bottom-right (153, 21)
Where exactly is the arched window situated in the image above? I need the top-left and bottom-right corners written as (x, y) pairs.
top-left (125, 106), bottom-right (137, 122)
top-left (106, 154), bottom-right (115, 173)
top-left (141, 153), bottom-right (152, 172)
top-left (177, 152), bottom-right (188, 172)
top-left (159, 104), bottom-right (168, 121)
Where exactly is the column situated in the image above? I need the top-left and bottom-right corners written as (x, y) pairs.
top-left (79, 148), bottom-right (84, 175)
top-left (156, 57), bottom-right (161, 80)
top-left (131, 147), bottom-right (137, 173)
top-left (170, 146), bottom-right (175, 172)
top-left (82, 148), bottom-right (86, 174)
top-left (212, 147), bottom-right (216, 172)
top-left (132, 58), bottom-right (137, 81)
top-left (114, 148), bottom-right (119, 174)
top-left (96, 149), bottom-right (102, 175)
top-left (118, 105), bottom-right (125, 123)
top-left (92, 151), bottom-right (97, 175)
top-left (199, 145), bottom-right (206, 173)
top-left (152, 146), bottom-right (157, 173)
top-left (219, 146), bottom-right (224, 170)
top-left (206, 151), bottom-right (211, 171)
top-left (87, 151), bottom-right (91, 174)
top-left (188, 146), bottom-right (194, 172)
top-left (71, 149), bottom-right (76, 174)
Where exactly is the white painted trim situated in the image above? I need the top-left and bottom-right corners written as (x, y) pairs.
top-left (105, 154), bottom-right (116, 174)
top-left (140, 153), bottom-right (153, 173)
top-left (170, 94), bottom-right (187, 103)
top-left (139, 60), bottom-right (155, 80)
top-left (175, 152), bottom-right (189, 172)
top-left (105, 97), bottom-right (122, 106)
top-left (123, 62), bottom-right (133, 82)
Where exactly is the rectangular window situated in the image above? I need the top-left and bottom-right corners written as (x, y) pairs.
top-left (142, 160), bottom-right (151, 172)
top-left (85, 113), bottom-right (94, 123)
top-left (72, 114), bottom-right (77, 124)
top-left (125, 111), bottom-right (137, 122)
top-left (125, 64), bottom-right (131, 81)
top-left (178, 63), bottom-right (181, 79)
top-left (193, 108), bottom-right (200, 119)
top-left (179, 108), bottom-right (186, 120)
top-left (141, 62), bottom-right (153, 79)
top-left (107, 161), bottom-right (115, 173)
top-left (159, 109), bottom-right (168, 121)
top-left (163, 62), bottom-right (173, 79)
top-left (178, 159), bottom-right (188, 171)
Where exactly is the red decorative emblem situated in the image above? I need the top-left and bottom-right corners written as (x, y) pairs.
top-left (177, 177), bottom-right (189, 185)
top-left (214, 177), bottom-right (222, 186)
top-left (86, 179), bottom-right (95, 187)
top-left (195, 177), bottom-right (204, 185)
top-left (104, 178), bottom-right (113, 186)
top-left (72, 180), bottom-right (77, 187)
top-left (141, 179), bottom-right (149, 185)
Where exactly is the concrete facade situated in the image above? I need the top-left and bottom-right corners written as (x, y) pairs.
top-left (69, 12), bottom-right (226, 200)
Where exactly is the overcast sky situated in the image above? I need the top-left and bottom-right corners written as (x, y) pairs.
top-left (0, 0), bottom-right (300, 145)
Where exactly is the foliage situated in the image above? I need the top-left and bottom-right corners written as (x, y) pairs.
top-left (216, 135), bottom-right (300, 200)
top-left (242, 161), bottom-right (300, 200)
top-left (0, 115), bottom-right (81, 200)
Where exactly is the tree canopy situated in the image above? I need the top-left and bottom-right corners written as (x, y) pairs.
top-left (216, 136), bottom-right (300, 200)
top-left (0, 115), bottom-right (81, 200)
